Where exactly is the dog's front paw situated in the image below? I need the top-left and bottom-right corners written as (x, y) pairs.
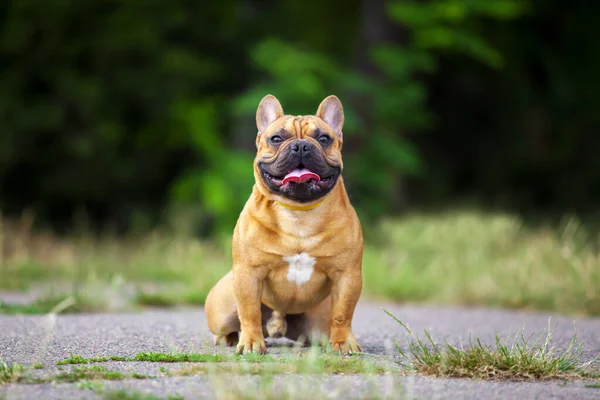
top-left (235, 330), bottom-right (266, 355)
top-left (330, 329), bottom-right (362, 355)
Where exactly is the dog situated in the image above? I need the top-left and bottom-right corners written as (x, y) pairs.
top-left (205, 94), bottom-right (363, 355)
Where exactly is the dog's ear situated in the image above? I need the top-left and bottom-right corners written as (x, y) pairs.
top-left (316, 95), bottom-right (344, 138)
top-left (256, 95), bottom-right (284, 133)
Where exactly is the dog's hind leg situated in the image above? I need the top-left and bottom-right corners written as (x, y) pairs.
top-left (206, 271), bottom-right (280, 346)
top-left (205, 271), bottom-right (241, 346)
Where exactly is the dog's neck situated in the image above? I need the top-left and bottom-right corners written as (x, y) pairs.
top-left (274, 199), bottom-right (325, 211)
top-left (248, 179), bottom-right (352, 240)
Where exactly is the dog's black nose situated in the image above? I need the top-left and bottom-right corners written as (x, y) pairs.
top-left (290, 140), bottom-right (311, 154)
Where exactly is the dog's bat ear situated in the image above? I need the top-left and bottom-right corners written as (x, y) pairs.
top-left (256, 95), bottom-right (284, 133)
top-left (316, 95), bottom-right (344, 138)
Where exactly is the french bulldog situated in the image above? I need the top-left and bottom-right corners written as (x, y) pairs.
top-left (205, 94), bottom-right (363, 354)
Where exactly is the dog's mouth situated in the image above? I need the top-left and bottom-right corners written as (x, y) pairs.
top-left (261, 164), bottom-right (337, 188)
top-left (259, 163), bottom-right (340, 202)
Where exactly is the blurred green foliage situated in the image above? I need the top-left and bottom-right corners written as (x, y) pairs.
top-left (2, 0), bottom-right (596, 235)
top-left (232, 0), bottom-right (525, 221)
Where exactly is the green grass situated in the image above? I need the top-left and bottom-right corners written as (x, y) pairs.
top-left (76, 380), bottom-right (106, 393)
top-left (586, 382), bottom-right (600, 388)
top-left (0, 262), bottom-right (67, 291)
top-left (0, 233), bottom-right (228, 314)
top-left (0, 293), bottom-right (109, 315)
top-left (130, 352), bottom-right (244, 363)
top-left (49, 365), bottom-right (149, 383)
top-left (169, 351), bottom-right (388, 376)
top-left (0, 359), bottom-right (26, 384)
top-left (0, 362), bottom-right (150, 385)
top-left (57, 352), bottom-right (274, 365)
top-left (49, 365), bottom-right (145, 383)
top-left (383, 308), bottom-right (599, 380)
top-left (56, 350), bottom-right (386, 375)
top-left (135, 291), bottom-right (207, 307)
top-left (207, 372), bottom-right (400, 400)
top-left (2, 210), bottom-right (600, 315)
top-left (363, 211), bottom-right (600, 315)
top-left (100, 391), bottom-right (184, 400)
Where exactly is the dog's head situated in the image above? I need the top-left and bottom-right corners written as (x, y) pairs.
top-left (253, 95), bottom-right (344, 205)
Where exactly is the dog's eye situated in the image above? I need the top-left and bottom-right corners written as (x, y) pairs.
top-left (269, 135), bottom-right (283, 145)
top-left (318, 135), bottom-right (331, 145)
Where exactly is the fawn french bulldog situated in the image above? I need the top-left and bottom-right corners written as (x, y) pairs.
top-left (205, 95), bottom-right (363, 354)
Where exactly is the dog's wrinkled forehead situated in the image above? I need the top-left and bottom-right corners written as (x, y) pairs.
top-left (261, 116), bottom-right (336, 141)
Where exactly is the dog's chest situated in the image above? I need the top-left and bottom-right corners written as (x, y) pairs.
top-left (263, 251), bottom-right (330, 313)
top-left (282, 252), bottom-right (316, 285)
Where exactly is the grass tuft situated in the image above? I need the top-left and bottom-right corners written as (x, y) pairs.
top-left (383, 308), bottom-right (598, 380)
top-left (0, 359), bottom-right (26, 384)
top-left (57, 354), bottom-right (90, 365)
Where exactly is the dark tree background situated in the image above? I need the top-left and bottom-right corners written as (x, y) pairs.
top-left (1, 0), bottom-right (598, 235)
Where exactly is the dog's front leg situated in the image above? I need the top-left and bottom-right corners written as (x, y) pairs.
top-left (328, 266), bottom-right (363, 354)
top-left (233, 264), bottom-right (267, 354)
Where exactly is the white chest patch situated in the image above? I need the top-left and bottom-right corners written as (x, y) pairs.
top-left (283, 252), bottom-right (316, 285)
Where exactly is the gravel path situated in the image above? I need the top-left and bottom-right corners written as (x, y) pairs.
top-left (1, 301), bottom-right (599, 399)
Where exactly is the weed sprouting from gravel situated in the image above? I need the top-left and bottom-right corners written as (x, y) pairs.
top-left (57, 354), bottom-right (91, 365)
top-left (383, 308), bottom-right (598, 380)
top-left (0, 359), bottom-right (26, 384)
top-left (56, 354), bottom-right (131, 365)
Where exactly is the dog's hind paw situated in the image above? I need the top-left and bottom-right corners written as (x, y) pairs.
top-left (214, 332), bottom-right (239, 347)
top-left (266, 311), bottom-right (287, 338)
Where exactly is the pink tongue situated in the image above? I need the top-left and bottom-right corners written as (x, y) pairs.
top-left (282, 168), bottom-right (320, 184)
